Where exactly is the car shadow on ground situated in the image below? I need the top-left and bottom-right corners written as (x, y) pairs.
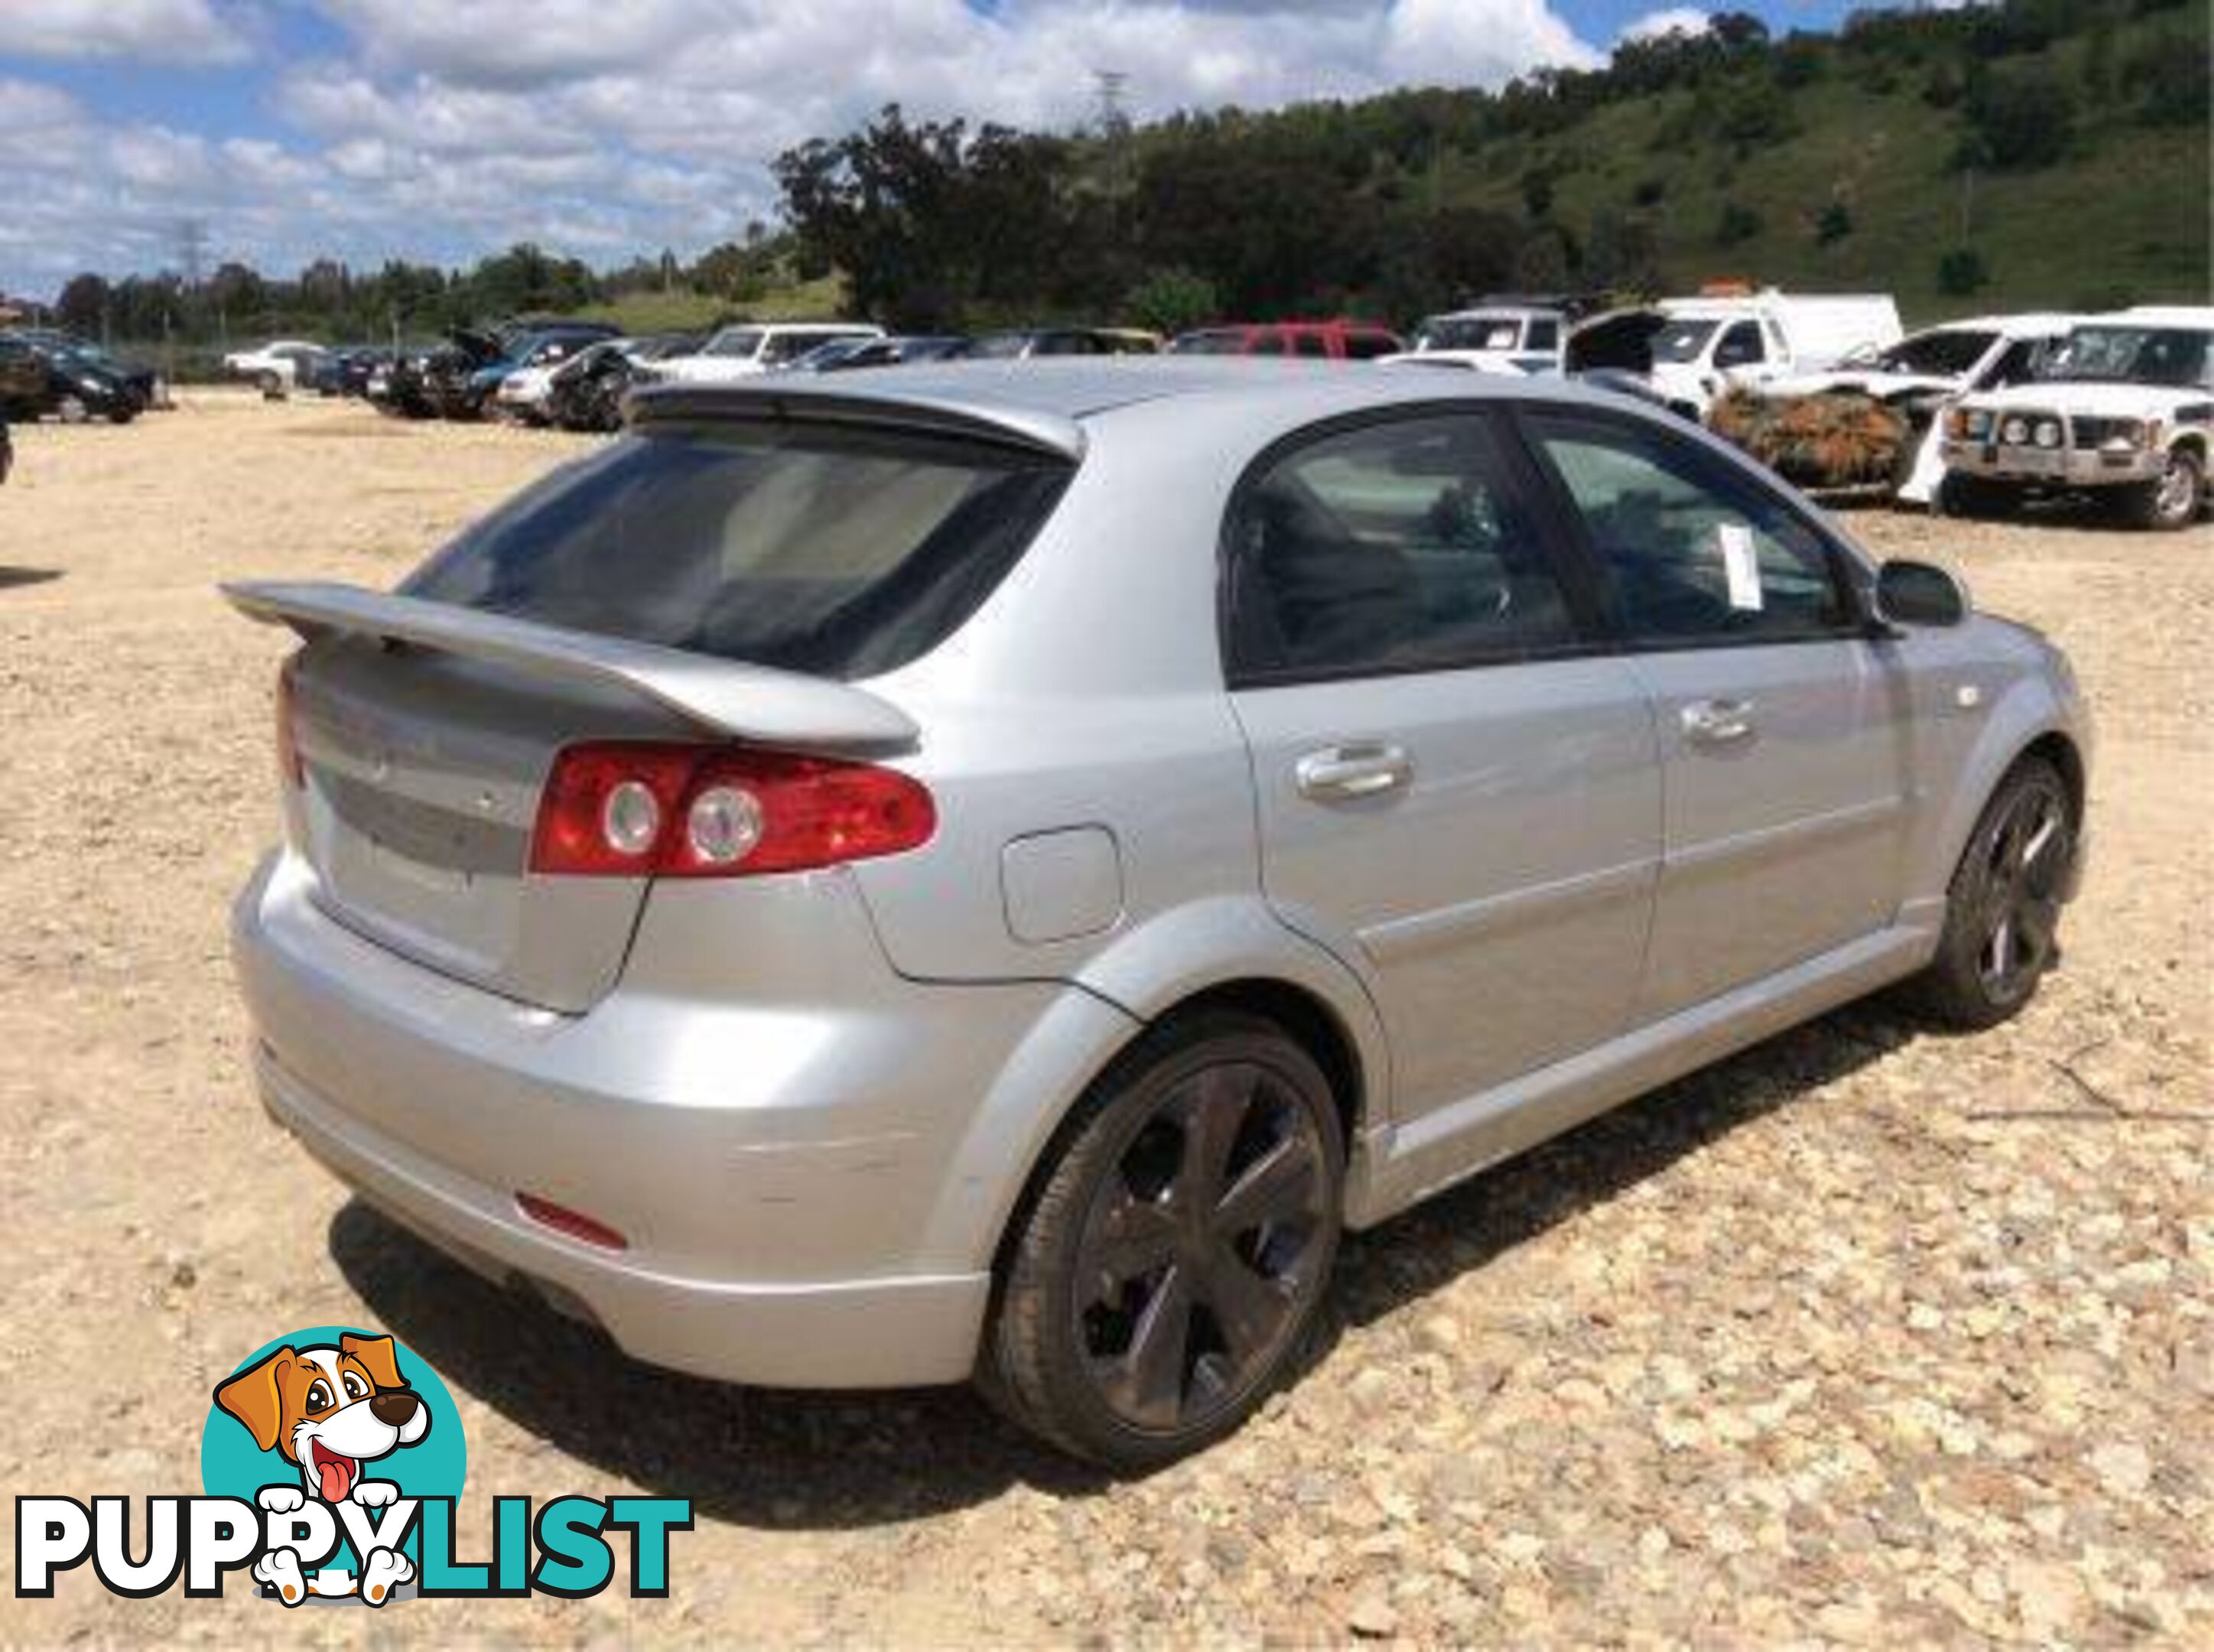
top-left (0, 567), bottom-right (62, 590)
top-left (331, 1000), bottom-right (1915, 1529)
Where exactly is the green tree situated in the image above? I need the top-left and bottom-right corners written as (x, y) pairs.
top-left (1958, 67), bottom-right (2077, 170)
top-left (1937, 246), bottom-right (1989, 297)
top-left (1122, 267), bottom-right (1218, 335)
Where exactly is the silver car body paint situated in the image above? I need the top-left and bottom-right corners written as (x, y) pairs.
top-left (229, 360), bottom-right (2091, 1387)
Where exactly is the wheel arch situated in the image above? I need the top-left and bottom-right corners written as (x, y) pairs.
top-left (1909, 688), bottom-right (2089, 929)
top-left (916, 897), bottom-right (1392, 1280)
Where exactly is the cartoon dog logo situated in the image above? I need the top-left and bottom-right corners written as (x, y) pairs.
top-left (213, 1332), bottom-right (430, 1605)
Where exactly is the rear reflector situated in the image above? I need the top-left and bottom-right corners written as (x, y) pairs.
top-left (528, 741), bottom-right (935, 879)
top-left (515, 1192), bottom-right (629, 1251)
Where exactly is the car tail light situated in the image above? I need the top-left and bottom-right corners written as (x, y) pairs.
top-left (528, 741), bottom-right (935, 878)
top-left (275, 658), bottom-right (304, 788)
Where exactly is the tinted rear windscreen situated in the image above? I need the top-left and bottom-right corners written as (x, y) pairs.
top-left (404, 421), bottom-right (1071, 679)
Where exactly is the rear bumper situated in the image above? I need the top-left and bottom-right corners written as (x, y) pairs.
top-left (231, 850), bottom-right (1070, 1388)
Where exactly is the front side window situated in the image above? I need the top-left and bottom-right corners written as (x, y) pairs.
top-left (1344, 330), bottom-right (1401, 360)
top-left (1525, 319), bottom-right (1561, 352)
top-left (1715, 321), bottom-right (1766, 368)
top-left (1526, 415), bottom-right (1854, 646)
top-left (405, 421), bottom-right (1071, 679)
top-left (1291, 333), bottom-right (1329, 359)
top-left (2050, 326), bottom-right (2212, 389)
top-left (1224, 415), bottom-right (1578, 681)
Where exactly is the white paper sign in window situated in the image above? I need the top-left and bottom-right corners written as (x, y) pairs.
top-left (1717, 522), bottom-right (1763, 611)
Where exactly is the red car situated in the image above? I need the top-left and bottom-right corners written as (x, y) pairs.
top-left (1169, 320), bottom-right (1405, 360)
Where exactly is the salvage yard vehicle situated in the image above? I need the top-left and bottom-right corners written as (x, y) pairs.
top-left (1569, 289), bottom-right (1903, 421)
top-left (786, 335), bottom-right (969, 372)
top-left (1396, 304), bottom-right (1570, 375)
top-left (1755, 314), bottom-right (2080, 505)
top-left (226, 361), bottom-right (2090, 1468)
top-left (957, 328), bottom-right (1159, 361)
top-left (649, 322), bottom-right (885, 384)
top-left (224, 339), bottom-right (329, 398)
top-left (1938, 307), bottom-right (2212, 532)
top-left (450, 321), bottom-right (621, 421)
top-left (1169, 320), bottom-right (1405, 359)
top-left (0, 333), bottom-right (141, 422)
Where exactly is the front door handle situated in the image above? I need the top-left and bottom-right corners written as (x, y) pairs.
top-left (1680, 698), bottom-right (1757, 745)
top-left (1296, 743), bottom-right (1413, 802)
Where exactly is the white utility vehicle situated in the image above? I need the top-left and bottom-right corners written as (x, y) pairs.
top-left (1758, 313), bottom-right (2082, 505)
top-left (1568, 289), bottom-right (1902, 420)
top-left (647, 323), bottom-right (885, 385)
top-left (1938, 306), bottom-right (2212, 531)
top-left (1391, 305), bottom-right (1569, 376)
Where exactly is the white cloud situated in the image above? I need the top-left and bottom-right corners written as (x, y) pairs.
top-left (0, 0), bottom-right (251, 65)
top-left (2, 1), bottom-right (1611, 295)
top-left (1617, 8), bottom-right (1712, 44)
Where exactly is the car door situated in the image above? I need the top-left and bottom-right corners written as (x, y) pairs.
top-left (1224, 410), bottom-right (1663, 1120)
top-left (1519, 408), bottom-right (1912, 1020)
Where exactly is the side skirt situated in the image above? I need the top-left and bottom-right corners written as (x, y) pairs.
top-left (1342, 922), bottom-right (1938, 1230)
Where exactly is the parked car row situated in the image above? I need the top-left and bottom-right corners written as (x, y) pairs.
top-left (252, 288), bottom-right (2209, 530)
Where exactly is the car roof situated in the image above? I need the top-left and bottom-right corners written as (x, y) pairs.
top-left (632, 356), bottom-right (1630, 460)
top-left (2108, 305), bottom-right (2214, 328)
top-left (1933, 313), bottom-right (2084, 337)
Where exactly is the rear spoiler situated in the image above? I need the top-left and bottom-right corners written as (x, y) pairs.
top-left (222, 580), bottom-right (918, 750)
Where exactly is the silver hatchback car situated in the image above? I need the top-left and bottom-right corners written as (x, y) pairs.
top-left (229, 361), bottom-right (2089, 1467)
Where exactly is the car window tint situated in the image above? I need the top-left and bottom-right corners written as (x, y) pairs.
top-left (1526, 319), bottom-right (1560, 352)
top-left (1528, 415), bottom-right (1852, 646)
top-left (1291, 333), bottom-right (1330, 359)
top-left (405, 423), bottom-right (1071, 679)
top-left (1226, 415), bottom-right (1576, 680)
top-left (1247, 333), bottom-right (1287, 357)
top-left (1343, 331), bottom-right (1399, 360)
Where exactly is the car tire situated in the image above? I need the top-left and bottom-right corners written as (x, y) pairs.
top-left (2119, 446), bottom-right (2203, 532)
top-left (257, 371), bottom-right (284, 402)
top-left (980, 1011), bottom-right (1344, 1471)
top-left (1936, 472), bottom-right (2015, 519)
top-left (1907, 756), bottom-right (2075, 1031)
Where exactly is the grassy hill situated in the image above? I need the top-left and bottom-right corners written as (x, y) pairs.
top-left (1420, 11), bottom-right (2207, 322)
top-left (574, 272), bottom-right (847, 334)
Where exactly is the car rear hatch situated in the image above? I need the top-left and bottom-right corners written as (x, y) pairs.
top-left (228, 394), bottom-right (1077, 1013)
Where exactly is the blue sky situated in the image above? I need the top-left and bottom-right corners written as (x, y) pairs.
top-left (0, 2), bottom-right (1875, 297)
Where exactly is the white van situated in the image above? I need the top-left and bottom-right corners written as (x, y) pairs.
top-left (1569, 290), bottom-right (1903, 419)
top-left (650, 322), bottom-right (886, 385)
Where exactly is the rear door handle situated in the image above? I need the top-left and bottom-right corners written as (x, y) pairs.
top-left (1296, 743), bottom-right (1413, 802)
top-left (1680, 698), bottom-right (1757, 745)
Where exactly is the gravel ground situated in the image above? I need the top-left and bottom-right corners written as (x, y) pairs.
top-left (1, 393), bottom-right (2207, 1647)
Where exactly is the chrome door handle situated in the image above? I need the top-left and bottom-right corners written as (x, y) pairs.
top-left (1296, 743), bottom-right (1413, 802)
top-left (1680, 698), bottom-right (1757, 745)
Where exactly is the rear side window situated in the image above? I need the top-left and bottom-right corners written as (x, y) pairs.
top-left (405, 422), bottom-right (1071, 679)
top-left (1525, 414), bottom-right (1853, 646)
top-left (1224, 414), bottom-right (1578, 682)
top-left (1291, 333), bottom-right (1329, 359)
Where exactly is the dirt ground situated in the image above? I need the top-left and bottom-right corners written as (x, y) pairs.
top-left (1, 392), bottom-right (2207, 1647)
